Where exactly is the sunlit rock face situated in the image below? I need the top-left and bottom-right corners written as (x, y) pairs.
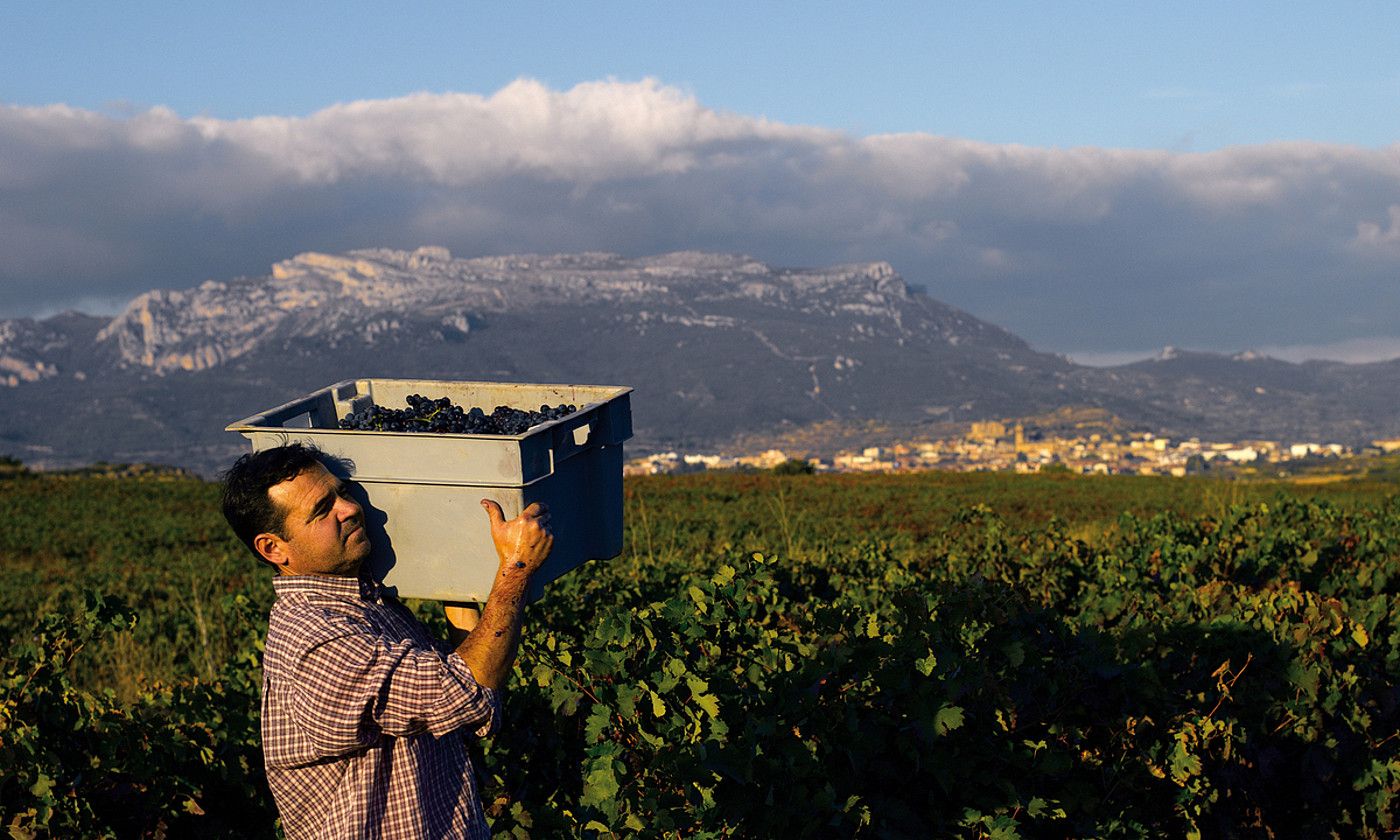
top-left (0, 319), bottom-right (68, 386)
top-left (83, 246), bottom-right (1018, 375)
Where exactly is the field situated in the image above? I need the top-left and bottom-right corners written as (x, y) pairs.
top-left (1, 469), bottom-right (1397, 837)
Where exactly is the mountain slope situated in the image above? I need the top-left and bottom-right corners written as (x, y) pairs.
top-left (2, 248), bottom-right (1396, 474)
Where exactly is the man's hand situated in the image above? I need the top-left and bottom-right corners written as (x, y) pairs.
top-left (480, 500), bottom-right (553, 575)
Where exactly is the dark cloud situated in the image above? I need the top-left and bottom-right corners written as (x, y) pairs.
top-left (2, 80), bottom-right (1399, 358)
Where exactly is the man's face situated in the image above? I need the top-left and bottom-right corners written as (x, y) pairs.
top-left (260, 463), bottom-right (371, 576)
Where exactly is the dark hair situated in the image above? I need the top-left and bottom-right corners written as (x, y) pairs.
top-left (220, 442), bottom-right (334, 562)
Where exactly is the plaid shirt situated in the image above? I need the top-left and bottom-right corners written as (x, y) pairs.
top-left (262, 574), bottom-right (500, 839)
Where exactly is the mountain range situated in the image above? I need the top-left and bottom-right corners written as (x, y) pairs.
top-left (3, 247), bottom-right (1398, 475)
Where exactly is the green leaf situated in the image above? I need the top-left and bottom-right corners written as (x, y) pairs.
top-left (986, 816), bottom-right (1022, 840)
top-left (934, 705), bottom-right (965, 735)
top-left (616, 685), bottom-right (639, 718)
top-left (712, 564), bottom-right (736, 586)
top-left (1286, 662), bottom-right (1319, 698)
top-left (683, 674), bottom-right (722, 718)
top-left (649, 689), bottom-right (667, 718)
top-left (582, 762), bottom-right (621, 807)
top-left (915, 653), bottom-right (938, 677)
top-left (688, 585), bottom-right (708, 615)
top-left (1027, 796), bottom-right (1057, 817)
top-left (584, 706), bottom-right (611, 743)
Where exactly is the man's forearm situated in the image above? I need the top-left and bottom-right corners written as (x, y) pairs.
top-left (452, 566), bottom-right (531, 690)
top-left (455, 497), bottom-right (552, 690)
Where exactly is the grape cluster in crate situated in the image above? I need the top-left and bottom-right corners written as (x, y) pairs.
top-left (338, 394), bottom-right (578, 435)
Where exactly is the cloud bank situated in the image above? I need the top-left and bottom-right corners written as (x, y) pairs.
top-left (3, 78), bottom-right (1399, 357)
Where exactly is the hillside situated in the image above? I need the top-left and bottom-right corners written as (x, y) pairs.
top-left (2, 248), bottom-right (1398, 474)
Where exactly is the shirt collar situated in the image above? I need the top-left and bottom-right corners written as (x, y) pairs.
top-left (272, 573), bottom-right (384, 603)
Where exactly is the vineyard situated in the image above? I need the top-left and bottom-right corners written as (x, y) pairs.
top-left (1, 469), bottom-right (1398, 837)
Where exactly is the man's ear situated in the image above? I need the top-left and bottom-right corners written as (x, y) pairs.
top-left (254, 532), bottom-right (292, 570)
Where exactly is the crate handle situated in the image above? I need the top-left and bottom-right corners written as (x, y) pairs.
top-left (250, 401), bottom-right (317, 428)
top-left (551, 418), bottom-right (595, 467)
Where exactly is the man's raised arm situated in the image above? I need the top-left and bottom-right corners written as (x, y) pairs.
top-left (445, 500), bottom-right (552, 690)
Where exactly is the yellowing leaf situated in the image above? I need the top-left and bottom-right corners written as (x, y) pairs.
top-left (1169, 742), bottom-right (1203, 784)
top-left (695, 693), bottom-right (721, 718)
top-left (695, 783), bottom-right (716, 808)
top-left (688, 585), bottom-right (708, 614)
top-left (915, 653), bottom-right (937, 677)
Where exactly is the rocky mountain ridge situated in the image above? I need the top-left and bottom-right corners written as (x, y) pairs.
top-left (1, 247), bottom-right (1397, 475)
top-left (88, 247), bottom-right (955, 375)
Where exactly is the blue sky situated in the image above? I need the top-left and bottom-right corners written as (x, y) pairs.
top-left (3, 2), bottom-right (1400, 362)
top-left (4, 2), bottom-right (1398, 150)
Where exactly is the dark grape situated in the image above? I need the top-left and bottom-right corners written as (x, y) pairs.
top-left (336, 394), bottom-right (578, 435)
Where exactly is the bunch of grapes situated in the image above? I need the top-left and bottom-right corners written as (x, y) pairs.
top-left (337, 394), bottom-right (578, 435)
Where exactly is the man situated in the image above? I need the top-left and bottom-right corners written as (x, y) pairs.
top-left (220, 442), bottom-right (551, 839)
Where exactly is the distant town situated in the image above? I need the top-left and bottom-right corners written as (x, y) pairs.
top-left (627, 419), bottom-right (1400, 477)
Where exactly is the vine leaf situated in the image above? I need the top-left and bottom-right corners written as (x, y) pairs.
top-left (934, 705), bottom-right (965, 735)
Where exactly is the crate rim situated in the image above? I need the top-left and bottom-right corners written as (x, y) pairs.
top-left (224, 377), bottom-right (634, 438)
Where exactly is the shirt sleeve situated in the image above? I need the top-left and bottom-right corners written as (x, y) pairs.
top-left (277, 607), bottom-right (501, 757)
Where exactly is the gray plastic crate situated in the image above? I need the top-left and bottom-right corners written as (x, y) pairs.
top-left (226, 378), bottom-right (632, 603)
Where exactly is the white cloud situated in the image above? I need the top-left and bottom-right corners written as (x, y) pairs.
top-left (1064, 349), bottom-right (1158, 367)
top-left (1352, 204), bottom-right (1400, 253)
top-left (3, 78), bottom-right (1400, 354)
top-left (188, 79), bottom-right (818, 185)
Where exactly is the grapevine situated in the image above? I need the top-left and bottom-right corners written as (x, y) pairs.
top-left (2, 471), bottom-right (1398, 837)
